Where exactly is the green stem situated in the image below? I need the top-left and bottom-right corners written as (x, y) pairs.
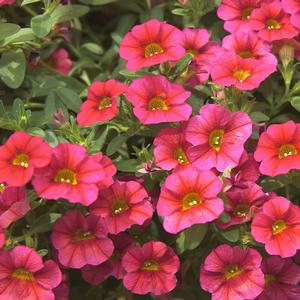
top-left (20, 4), bottom-right (37, 16)
top-left (24, 102), bottom-right (44, 109)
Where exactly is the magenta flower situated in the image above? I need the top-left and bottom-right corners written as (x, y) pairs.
top-left (249, 1), bottom-right (298, 42)
top-left (121, 241), bottom-right (180, 295)
top-left (0, 245), bottom-right (62, 299)
top-left (48, 48), bottom-right (72, 75)
top-left (251, 197), bottom-right (300, 258)
top-left (89, 180), bottom-right (153, 234)
top-left (157, 168), bottom-right (223, 234)
top-left (256, 256), bottom-right (300, 300)
top-left (185, 104), bottom-right (253, 172)
top-left (126, 75), bottom-right (191, 124)
top-left (32, 143), bottom-right (106, 205)
top-left (200, 244), bottom-right (265, 300)
top-left (254, 121), bottom-right (300, 177)
top-left (282, 0), bottom-right (300, 29)
top-left (211, 52), bottom-right (277, 90)
top-left (77, 80), bottom-right (127, 126)
top-left (53, 271), bottom-right (69, 300)
top-left (0, 185), bottom-right (29, 229)
top-left (0, 228), bottom-right (4, 248)
top-left (0, 0), bottom-right (15, 6)
top-left (82, 233), bottom-right (134, 285)
top-left (119, 19), bottom-right (185, 71)
top-left (51, 210), bottom-right (114, 268)
top-left (0, 131), bottom-right (53, 187)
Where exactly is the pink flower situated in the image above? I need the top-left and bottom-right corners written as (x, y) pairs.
top-left (89, 180), bottom-right (153, 234)
top-left (218, 182), bottom-right (267, 229)
top-left (157, 168), bottom-right (223, 234)
top-left (185, 104), bottom-right (253, 172)
top-left (32, 143), bottom-right (106, 205)
top-left (77, 80), bottom-right (127, 126)
top-left (217, 0), bottom-right (264, 33)
top-left (153, 125), bottom-right (194, 172)
top-left (222, 30), bottom-right (277, 65)
top-left (51, 209), bottom-right (114, 268)
top-left (0, 131), bottom-right (52, 186)
top-left (126, 75), bottom-right (192, 124)
top-left (254, 120), bottom-right (300, 177)
top-left (0, 0), bottom-right (14, 6)
top-left (0, 228), bottom-right (4, 248)
top-left (0, 245), bottom-right (62, 300)
top-left (282, 0), bottom-right (300, 29)
top-left (249, 1), bottom-right (298, 42)
top-left (121, 241), bottom-right (180, 295)
top-left (119, 19), bottom-right (185, 71)
top-left (211, 52), bottom-right (277, 90)
top-left (53, 271), bottom-right (69, 300)
top-left (256, 256), bottom-right (300, 300)
top-left (0, 185), bottom-right (29, 229)
top-left (200, 244), bottom-right (265, 300)
top-left (47, 48), bottom-right (72, 75)
top-left (251, 196), bottom-right (300, 258)
top-left (82, 233), bottom-right (134, 285)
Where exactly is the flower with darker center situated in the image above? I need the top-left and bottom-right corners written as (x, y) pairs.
top-left (209, 129), bottom-right (224, 151)
top-left (111, 199), bottom-right (129, 216)
top-left (233, 204), bottom-right (250, 218)
top-left (278, 144), bottom-right (297, 159)
top-left (141, 259), bottom-right (160, 271)
top-left (272, 219), bottom-right (287, 235)
top-left (12, 268), bottom-right (34, 281)
top-left (266, 19), bottom-right (281, 30)
top-left (242, 7), bottom-right (253, 20)
top-left (224, 264), bottom-right (244, 280)
top-left (233, 69), bottom-right (251, 83)
top-left (174, 147), bottom-right (189, 165)
top-left (144, 42), bottom-right (164, 58)
top-left (148, 96), bottom-right (168, 111)
top-left (265, 273), bottom-right (276, 286)
top-left (74, 230), bottom-right (95, 242)
top-left (54, 168), bottom-right (78, 185)
top-left (98, 96), bottom-right (112, 110)
top-left (186, 49), bottom-right (198, 57)
top-left (239, 51), bottom-right (255, 58)
top-left (12, 153), bottom-right (29, 168)
top-left (0, 183), bottom-right (5, 193)
top-left (182, 192), bottom-right (202, 211)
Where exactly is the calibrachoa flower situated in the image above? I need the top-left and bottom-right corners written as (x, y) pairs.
top-left (126, 75), bottom-right (192, 124)
top-left (157, 168), bottom-right (223, 234)
top-left (121, 241), bottom-right (180, 295)
top-left (0, 245), bottom-right (62, 299)
top-left (251, 197), bottom-right (300, 258)
top-left (282, 0), bottom-right (300, 29)
top-left (47, 48), bottom-right (72, 75)
top-left (119, 19), bottom-right (185, 71)
top-left (82, 233), bottom-right (134, 285)
top-left (0, 185), bottom-right (29, 229)
top-left (200, 244), bottom-right (265, 300)
top-left (185, 104), bottom-right (253, 172)
top-left (0, 0), bottom-right (14, 6)
top-left (153, 125), bottom-right (193, 172)
top-left (0, 228), bottom-right (4, 248)
top-left (32, 143), bottom-right (106, 205)
top-left (89, 180), bottom-right (153, 234)
top-left (53, 271), bottom-right (69, 300)
top-left (249, 1), bottom-right (298, 42)
top-left (256, 256), bottom-right (300, 300)
top-left (254, 120), bottom-right (300, 177)
top-left (77, 79), bottom-right (127, 126)
top-left (51, 210), bottom-right (114, 268)
top-left (218, 182), bottom-right (267, 229)
top-left (211, 52), bottom-right (277, 90)
top-left (0, 131), bottom-right (53, 186)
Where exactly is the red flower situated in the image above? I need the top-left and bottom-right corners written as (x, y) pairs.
top-left (47, 48), bottom-right (72, 75)
top-left (282, 0), bottom-right (300, 29)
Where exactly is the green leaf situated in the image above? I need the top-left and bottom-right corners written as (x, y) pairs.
top-left (26, 127), bottom-right (45, 137)
top-left (29, 213), bottom-right (62, 234)
top-left (291, 96), bottom-right (300, 112)
top-left (220, 227), bottom-right (240, 243)
top-left (78, 0), bottom-right (116, 5)
top-left (106, 135), bottom-right (128, 156)
top-left (55, 87), bottom-right (82, 112)
top-left (2, 28), bottom-right (35, 45)
top-left (21, 0), bottom-right (40, 5)
top-left (44, 130), bottom-right (59, 147)
top-left (51, 4), bottom-right (89, 24)
top-left (250, 112), bottom-right (270, 123)
top-left (82, 43), bottom-right (103, 55)
top-left (115, 159), bottom-right (138, 172)
top-left (31, 14), bottom-right (53, 38)
top-left (0, 23), bottom-right (20, 41)
top-left (0, 49), bottom-right (26, 88)
top-left (169, 53), bottom-right (193, 78)
top-left (290, 81), bottom-right (300, 95)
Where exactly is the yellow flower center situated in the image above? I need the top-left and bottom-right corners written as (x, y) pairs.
top-left (272, 219), bottom-right (287, 235)
top-left (233, 69), bottom-right (251, 83)
top-left (174, 147), bottom-right (189, 165)
top-left (54, 168), bottom-right (77, 185)
top-left (265, 274), bottom-right (276, 286)
top-left (209, 129), bottom-right (224, 152)
top-left (141, 259), bottom-right (160, 271)
top-left (233, 204), bottom-right (250, 218)
top-left (0, 183), bottom-right (5, 193)
top-left (266, 19), bottom-right (281, 30)
top-left (111, 199), bottom-right (129, 216)
top-left (12, 153), bottom-right (29, 168)
top-left (278, 144), bottom-right (297, 159)
top-left (242, 7), bottom-right (253, 20)
top-left (182, 192), bottom-right (202, 211)
top-left (98, 96), bottom-right (112, 110)
top-left (224, 264), bottom-right (244, 280)
top-left (148, 96), bottom-right (168, 111)
top-left (74, 230), bottom-right (95, 242)
top-left (144, 42), bottom-right (164, 58)
top-left (239, 51), bottom-right (255, 58)
top-left (12, 268), bottom-right (34, 281)
top-left (186, 49), bottom-right (198, 57)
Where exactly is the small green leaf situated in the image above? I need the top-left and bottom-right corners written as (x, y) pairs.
top-left (106, 135), bottom-right (128, 156)
top-left (82, 43), bottom-right (103, 55)
top-left (169, 53), bottom-right (193, 78)
top-left (3, 28), bottom-right (35, 45)
top-left (21, 0), bottom-right (40, 5)
top-left (29, 213), bottom-right (62, 234)
top-left (0, 23), bottom-right (20, 41)
top-left (56, 87), bottom-right (82, 112)
top-left (115, 159), bottom-right (138, 172)
top-left (51, 4), bottom-right (89, 23)
top-left (291, 96), bottom-right (300, 112)
top-left (26, 127), bottom-right (45, 137)
top-left (31, 14), bottom-right (53, 38)
top-left (220, 227), bottom-right (240, 243)
top-left (78, 0), bottom-right (117, 5)
top-left (250, 112), bottom-right (270, 123)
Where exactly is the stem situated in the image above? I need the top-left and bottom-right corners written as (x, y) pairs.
top-left (24, 102), bottom-right (44, 109)
top-left (20, 4), bottom-right (37, 16)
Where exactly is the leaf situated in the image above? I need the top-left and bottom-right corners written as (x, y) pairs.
top-left (51, 4), bottom-right (89, 24)
top-left (26, 127), bottom-right (45, 137)
top-left (2, 28), bottom-right (35, 45)
top-left (82, 42), bottom-right (103, 55)
top-left (29, 213), bottom-right (62, 234)
top-left (55, 87), bottom-right (82, 112)
top-left (169, 53), bottom-right (193, 78)
top-left (250, 112), bottom-right (270, 123)
top-left (0, 49), bottom-right (26, 88)
top-left (21, 0), bottom-right (40, 5)
top-left (115, 159), bottom-right (139, 172)
top-left (31, 14), bottom-right (53, 38)
top-left (78, 0), bottom-right (116, 5)
top-left (44, 130), bottom-right (59, 147)
top-left (106, 135), bottom-right (128, 156)
top-left (0, 23), bottom-right (20, 41)
top-left (220, 227), bottom-right (240, 243)
top-left (291, 96), bottom-right (300, 112)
